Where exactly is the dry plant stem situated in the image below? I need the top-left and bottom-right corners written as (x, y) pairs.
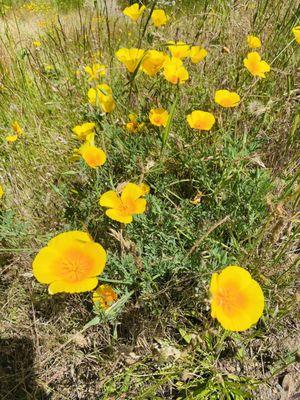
top-left (186, 215), bottom-right (230, 258)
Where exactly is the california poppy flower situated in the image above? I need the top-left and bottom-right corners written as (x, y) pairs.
top-left (93, 285), bottom-right (118, 309)
top-left (151, 9), bottom-right (169, 27)
top-left (247, 35), bottom-right (261, 49)
top-left (84, 63), bottom-right (106, 82)
top-left (292, 26), bottom-right (300, 44)
top-left (115, 48), bottom-right (145, 73)
top-left (126, 114), bottom-right (144, 133)
top-left (72, 122), bottom-right (96, 140)
top-left (243, 52), bottom-right (270, 78)
top-left (88, 84), bottom-right (116, 113)
top-left (78, 142), bottom-right (106, 168)
top-left (99, 183), bottom-right (147, 224)
top-left (163, 57), bottom-right (189, 84)
top-left (141, 50), bottom-right (167, 76)
top-left (168, 41), bottom-right (190, 59)
top-left (149, 108), bottom-right (169, 127)
top-left (186, 110), bottom-right (215, 131)
top-left (189, 46), bottom-right (207, 64)
top-left (123, 3), bottom-right (146, 22)
top-left (33, 231), bottom-right (107, 294)
top-left (214, 90), bottom-right (240, 108)
top-left (210, 265), bottom-right (264, 331)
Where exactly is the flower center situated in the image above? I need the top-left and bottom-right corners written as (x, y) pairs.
top-left (215, 286), bottom-right (246, 316)
top-left (58, 248), bottom-right (93, 283)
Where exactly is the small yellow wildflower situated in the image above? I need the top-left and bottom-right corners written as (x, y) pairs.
top-left (33, 40), bottom-right (42, 48)
top-left (0, 184), bottom-right (4, 199)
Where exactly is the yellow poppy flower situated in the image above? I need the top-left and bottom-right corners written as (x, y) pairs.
top-left (115, 48), bottom-right (145, 73)
top-left (141, 50), bottom-right (167, 76)
top-left (78, 142), bottom-right (106, 169)
top-left (84, 63), bottom-right (106, 82)
top-left (99, 183), bottom-right (147, 224)
top-left (186, 110), bottom-right (215, 131)
top-left (0, 184), bottom-right (4, 199)
top-left (123, 3), bottom-right (146, 22)
top-left (168, 41), bottom-right (190, 59)
top-left (5, 134), bottom-right (18, 143)
top-left (149, 108), bottom-right (169, 127)
top-left (243, 52), bottom-right (270, 78)
top-left (210, 265), bottom-right (264, 331)
top-left (126, 114), bottom-right (144, 133)
top-left (163, 57), bottom-right (189, 84)
top-left (214, 90), bottom-right (241, 108)
top-left (189, 46), bottom-right (208, 64)
top-left (72, 122), bottom-right (96, 140)
top-left (88, 84), bottom-right (116, 113)
top-left (247, 35), bottom-right (262, 49)
top-left (292, 26), bottom-right (300, 44)
top-left (32, 231), bottom-right (107, 294)
top-left (139, 182), bottom-right (150, 195)
top-left (151, 9), bottom-right (169, 27)
top-left (93, 284), bottom-right (118, 309)
top-left (12, 121), bottom-right (23, 135)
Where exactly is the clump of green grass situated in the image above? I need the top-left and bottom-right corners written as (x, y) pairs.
top-left (0, 0), bottom-right (299, 399)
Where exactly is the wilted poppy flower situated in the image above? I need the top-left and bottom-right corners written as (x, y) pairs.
top-left (115, 48), bottom-right (145, 73)
top-left (84, 63), bottom-right (106, 81)
top-left (189, 46), bottom-right (208, 64)
top-left (292, 26), bottom-right (300, 44)
top-left (88, 84), bottom-right (116, 113)
top-left (123, 3), bottom-right (146, 22)
top-left (93, 284), bottom-right (118, 309)
top-left (126, 114), bottom-right (144, 133)
top-left (78, 142), bottom-right (106, 168)
top-left (247, 35), bottom-right (261, 49)
top-left (168, 41), bottom-right (190, 59)
top-left (243, 52), bottom-right (270, 78)
top-left (141, 50), bottom-right (167, 76)
top-left (149, 108), bottom-right (169, 127)
top-left (163, 57), bottom-right (189, 84)
top-left (32, 231), bottom-right (107, 294)
top-left (210, 265), bottom-right (264, 331)
top-left (0, 184), bottom-right (4, 199)
top-left (187, 110), bottom-right (215, 131)
top-left (99, 183), bottom-right (147, 224)
top-left (151, 9), bottom-right (169, 27)
top-left (214, 90), bottom-right (240, 108)
top-left (72, 122), bottom-right (96, 140)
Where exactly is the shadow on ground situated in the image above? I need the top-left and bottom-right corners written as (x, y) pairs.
top-left (0, 337), bottom-right (48, 400)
